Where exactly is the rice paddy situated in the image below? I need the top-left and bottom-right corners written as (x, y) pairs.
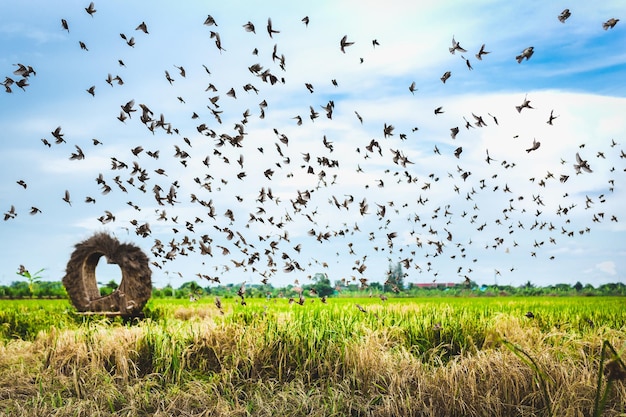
top-left (0, 296), bottom-right (625, 416)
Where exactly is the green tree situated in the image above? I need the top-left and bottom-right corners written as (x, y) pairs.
top-left (309, 273), bottom-right (334, 298)
top-left (8, 281), bottom-right (31, 298)
top-left (99, 279), bottom-right (120, 296)
top-left (37, 281), bottom-right (67, 298)
top-left (573, 281), bottom-right (583, 292)
top-left (177, 281), bottom-right (204, 299)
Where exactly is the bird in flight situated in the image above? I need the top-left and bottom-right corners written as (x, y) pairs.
top-left (558, 9), bottom-right (571, 23)
top-left (526, 138), bottom-right (541, 153)
top-left (516, 95), bottom-right (533, 113)
top-left (136, 21), bottom-right (149, 34)
top-left (475, 44), bottom-right (490, 60)
top-left (603, 18), bottom-right (619, 30)
top-left (85, 2), bottom-right (96, 16)
top-left (516, 46), bottom-right (534, 63)
top-left (243, 21), bottom-right (255, 33)
top-left (267, 18), bottom-right (280, 38)
top-left (63, 190), bottom-right (72, 206)
top-left (574, 153), bottom-right (592, 173)
top-left (449, 35), bottom-right (466, 54)
top-left (340, 35), bottom-right (354, 53)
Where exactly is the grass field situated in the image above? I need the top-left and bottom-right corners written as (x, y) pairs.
top-left (1, 296), bottom-right (625, 416)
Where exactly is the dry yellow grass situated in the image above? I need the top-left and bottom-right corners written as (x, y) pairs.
top-left (0, 298), bottom-right (624, 416)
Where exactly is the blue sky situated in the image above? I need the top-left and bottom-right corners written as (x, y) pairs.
top-left (1, 1), bottom-right (624, 290)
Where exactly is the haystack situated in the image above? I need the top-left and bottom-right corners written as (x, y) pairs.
top-left (62, 232), bottom-right (152, 315)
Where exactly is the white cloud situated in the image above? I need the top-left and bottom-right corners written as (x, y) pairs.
top-left (595, 261), bottom-right (617, 276)
top-left (1, 1), bottom-right (625, 289)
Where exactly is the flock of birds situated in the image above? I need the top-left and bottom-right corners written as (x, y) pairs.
top-left (2, 4), bottom-right (624, 299)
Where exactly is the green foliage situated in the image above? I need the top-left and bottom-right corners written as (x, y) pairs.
top-left (16, 265), bottom-right (45, 297)
top-left (0, 299), bottom-right (77, 340)
top-left (3, 274), bottom-right (626, 300)
top-left (99, 280), bottom-right (120, 296)
top-left (305, 272), bottom-right (334, 298)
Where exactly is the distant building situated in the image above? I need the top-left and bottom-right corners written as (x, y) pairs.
top-left (412, 282), bottom-right (457, 288)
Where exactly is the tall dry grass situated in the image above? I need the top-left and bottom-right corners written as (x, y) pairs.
top-left (0, 297), bottom-right (624, 416)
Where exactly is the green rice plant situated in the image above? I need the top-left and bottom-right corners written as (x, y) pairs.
top-left (501, 339), bottom-right (553, 416)
top-left (592, 340), bottom-right (626, 417)
top-left (0, 299), bottom-right (77, 340)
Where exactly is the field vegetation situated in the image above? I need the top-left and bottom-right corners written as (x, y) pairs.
top-left (0, 295), bottom-right (625, 416)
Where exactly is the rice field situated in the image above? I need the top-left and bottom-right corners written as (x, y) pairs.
top-left (0, 296), bottom-right (625, 416)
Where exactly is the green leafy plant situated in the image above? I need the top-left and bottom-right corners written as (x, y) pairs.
top-left (17, 264), bottom-right (45, 297)
top-left (502, 339), bottom-right (553, 416)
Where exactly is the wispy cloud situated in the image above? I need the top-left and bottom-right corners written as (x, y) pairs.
top-left (1, 1), bottom-right (624, 289)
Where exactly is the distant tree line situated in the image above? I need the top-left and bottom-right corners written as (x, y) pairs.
top-left (2, 261), bottom-right (623, 299)
top-left (1, 277), bottom-right (625, 299)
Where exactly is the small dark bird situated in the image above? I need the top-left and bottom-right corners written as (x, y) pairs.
top-left (574, 152), bottom-right (592, 173)
top-left (525, 311), bottom-right (535, 319)
top-left (210, 31), bottom-right (225, 52)
top-left (461, 55), bottom-right (472, 70)
top-left (340, 35), bottom-right (354, 53)
top-left (243, 21), bottom-right (255, 33)
top-left (546, 110), bottom-right (558, 125)
top-left (603, 18), bottom-right (619, 30)
top-left (120, 33), bottom-right (135, 47)
top-left (302, 16), bottom-right (309, 27)
top-left (409, 81), bottom-right (417, 95)
top-left (516, 46), bottom-right (534, 63)
top-left (475, 43), bottom-right (490, 60)
top-left (516, 95), bottom-right (533, 113)
top-left (69, 145), bottom-right (85, 160)
top-left (204, 15), bottom-right (218, 26)
top-left (558, 9), bottom-right (571, 23)
top-left (135, 21), bottom-right (148, 34)
top-left (85, 2), bottom-right (96, 16)
top-left (440, 71), bottom-right (451, 83)
top-left (3, 205), bottom-right (17, 221)
top-left (237, 282), bottom-right (246, 298)
top-left (63, 189), bottom-right (72, 206)
top-left (165, 70), bottom-right (174, 84)
top-left (526, 138), bottom-right (541, 153)
top-left (51, 126), bottom-right (65, 143)
top-left (61, 19), bottom-right (69, 32)
top-left (267, 18), bottom-right (279, 38)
